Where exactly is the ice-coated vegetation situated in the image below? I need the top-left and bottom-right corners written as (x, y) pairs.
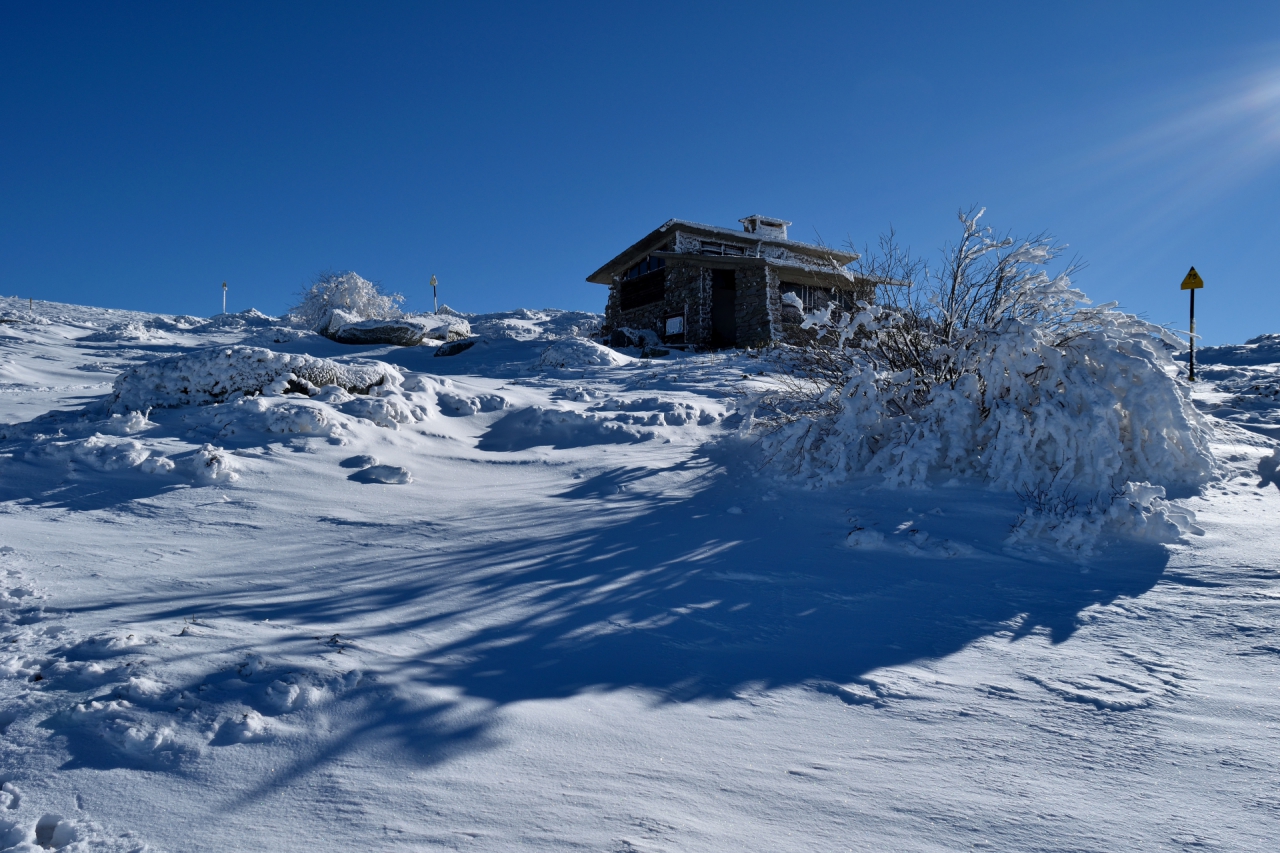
top-left (289, 271), bottom-right (404, 334)
top-left (754, 210), bottom-right (1216, 555)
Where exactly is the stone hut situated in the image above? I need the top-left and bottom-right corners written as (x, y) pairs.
top-left (588, 215), bottom-right (874, 349)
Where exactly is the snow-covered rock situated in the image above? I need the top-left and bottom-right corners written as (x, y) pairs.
top-left (329, 314), bottom-right (471, 346)
top-left (348, 464), bottom-right (412, 484)
top-left (329, 318), bottom-right (439, 346)
top-left (109, 346), bottom-right (401, 410)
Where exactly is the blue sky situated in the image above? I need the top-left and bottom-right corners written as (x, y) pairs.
top-left (3, 2), bottom-right (1278, 345)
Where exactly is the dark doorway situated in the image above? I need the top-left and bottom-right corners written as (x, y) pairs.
top-left (710, 268), bottom-right (737, 347)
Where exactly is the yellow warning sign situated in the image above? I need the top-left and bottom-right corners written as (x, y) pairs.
top-left (1180, 267), bottom-right (1204, 290)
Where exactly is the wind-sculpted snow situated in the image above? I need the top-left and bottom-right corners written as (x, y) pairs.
top-left (478, 406), bottom-right (655, 451)
top-left (3, 294), bottom-right (1280, 852)
top-left (1189, 333), bottom-right (1280, 367)
top-left (109, 346), bottom-right (402, 411)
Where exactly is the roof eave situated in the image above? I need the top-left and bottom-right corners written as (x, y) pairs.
top-left (586, 220), bottom-right (681, 284)
top-left (586, 219), bottom-right (861, 284)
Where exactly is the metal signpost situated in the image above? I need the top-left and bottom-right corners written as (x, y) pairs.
top-left (1181, 267), bottom-right (1203, 381)
top-left (222, 281), bottom-right (228, 315)
top-left (430, 274), bottom-right (438, 314)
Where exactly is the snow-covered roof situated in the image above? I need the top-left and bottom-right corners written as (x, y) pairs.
top-left (646, 251), bottom-right (870, 289)
top-left (587, 218), bottom-right (860, 284)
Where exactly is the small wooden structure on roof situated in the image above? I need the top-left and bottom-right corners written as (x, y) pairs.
top-left (588, 215), bottom-right (873, 349)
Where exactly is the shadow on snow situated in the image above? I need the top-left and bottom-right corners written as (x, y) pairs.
top-left (35, 442), bottom-right (1172, 797)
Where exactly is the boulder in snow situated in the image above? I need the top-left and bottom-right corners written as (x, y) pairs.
top-left (329, 318), bottom-right (438, 346)
top-left (110, 346), bottom-right (402, 411)
top-left (434, 337), bottom-right (481, 357)
top-left (328, 314), bottom-right (472, 346)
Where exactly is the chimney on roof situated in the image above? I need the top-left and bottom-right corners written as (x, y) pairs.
top-left (739, 215), bottom-right (791, 241)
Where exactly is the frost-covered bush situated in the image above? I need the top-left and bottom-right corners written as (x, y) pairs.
top-left (289, 272), bottom-right (403, 334)
top-left (755, 209), bottom-right (1216, 556)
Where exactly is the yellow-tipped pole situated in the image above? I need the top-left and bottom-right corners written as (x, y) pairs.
top-left (1179, 267), bottom-right (1204, 382)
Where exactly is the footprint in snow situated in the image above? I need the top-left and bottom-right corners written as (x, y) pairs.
top-left (339, 454), bottom-right (379, 469)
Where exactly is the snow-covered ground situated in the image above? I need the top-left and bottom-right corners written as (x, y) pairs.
top-left (2, 296), bottom-right (1278, 852)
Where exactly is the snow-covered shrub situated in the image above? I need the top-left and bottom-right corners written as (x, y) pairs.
top-left (289, 272), bottom-right (403, 334)
top-left (192, 443), bottom-right (238, 483)
top-left (755, 209), bottom-right (1216, 556)
top-left (109, 346), bottom-right (401, 411)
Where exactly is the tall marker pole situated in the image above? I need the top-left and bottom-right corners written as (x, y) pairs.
top-left (1189, 288), bottom-right (1195, 382)
top-left (222, 281), bottom-right (228, 315)
top-left (430, 274), bottom-right (438, 314)
top-left (1180, 267), bottom-right (1203, 382)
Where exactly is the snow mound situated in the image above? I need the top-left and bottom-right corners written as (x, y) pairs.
top-left (144, 314), bottom-right (205, 331)
top-left (1190, 333), bottom-right (1280, 366)
top-left (239, 326), bottom-right (316, 348)
top-left (192, 443), bottom-right (238, 482)
top-left (465, 308), bottom-right (602, 341)
top-left (30, 434), bottom-right (173, 474)
top-left (0, 308), bottom-right (51, 325)
top-left (348, 464), bottom-right (413, 484)
top-left (109, 346), bottom-right (401, 411)
top-left (479, 406), bottom-right (653, 451)
top-left (407, 312), bottom-right (472, 340)
top-left (588, 396), bottom-right (718, 426)
top-left (1007, 481), bottom-right (1203, 553)
top-left (199, 309), bottom-right (280, 330)
top-left (537, 338), bottom-right (634, 369)
top-left (77, 321), bottom-right (170, 343)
